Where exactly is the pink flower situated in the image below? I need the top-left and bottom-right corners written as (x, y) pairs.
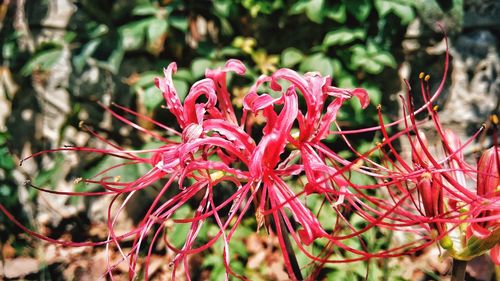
top-left (371, 42), bottom-right (500, 263)
top-left (3, 58), bottom-right (380, 280)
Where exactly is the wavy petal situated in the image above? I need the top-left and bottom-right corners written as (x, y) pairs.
top-left (155, 62), bottom-right (185, 127)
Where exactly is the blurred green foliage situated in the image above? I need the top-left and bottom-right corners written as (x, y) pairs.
top-left (2, 0), bottom-right (417, 118)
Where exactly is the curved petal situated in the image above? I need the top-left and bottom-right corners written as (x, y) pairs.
top-left (205, 59), bottom-right (246, 124)
top-left (250, 87), bottom-right (298, 179)
top-left (183, 78), bottom-right (217, 124)
top-left (154, 62), bottom-right (185, 127)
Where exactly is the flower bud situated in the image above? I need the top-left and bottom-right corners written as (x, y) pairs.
top-left (477, 147), bottom-right (500, 198)
top-left (412, 131), bottom-right (430, 168)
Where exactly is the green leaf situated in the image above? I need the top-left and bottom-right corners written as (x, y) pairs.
top-left (349, 42), bottom-right (396, 74)
top-left (361, 58), bottom-right (384, 74)
top-left (191, 58), bottom-right (213, 78)
top-left (105, 47), bottom-right (124, 74)
top-left (0, 147), bottom-right (14, 170)
top-left (142, 86), bottom-right (164, 111)
top-left (291, 0), bottom-right (325, 23)
top-left (218, 46), bottom-right (241, 57)
top-left (362, 83), bottom-right (382, 105)
top-left (210, 262), bottom-right (226, 281)
top-left (289, 0), bottom-right (309, 14)
top-left (119, 19), bottom-right (151, 51)
top-left (213, 0), bottom-right (232, 17)
top-left (331, 58), bottom-right (343, 77)
top-left (169, 15), bottom-right (188, 32)
top-left (88, 24), bottom-right (108, 38)
top-left (327, 270), bottom-right (349, 281)
top-left (173, 79), bottom-right (189, 101)
top-left (64, 31), bottom-right (77, 43)
top-left (345, 0), bottom-right (371, 22)
top-left (133, 72), bottom-right (160, 88)
top-left (33, 155), bottom-right (65, 187)
top-left (372, 52), bottom-right (397, 68)
top-left (375, 0), bottom-right (415, 24)
top-left (323, 28), bottom-right (365, 47)
top-left (299, 53), bottom-right (333, 76)
top-left (73, 39), bottom-right (101, 73)
top-left (325, 2), bottom-right (347, 23)
top-left (305, 0), bottom-right (324, 23)
top-left (2, 41), bottom-right (15, 60)
top-left (173, 69), bottom-right (193, 81)
top-left (170, 205), bottom-right (192, 248)
top-left (147, 18), bottom-right (168, 45)
top-left (281, 48), bottom-right (304, 67)
top-left (132, 3), bottom-right (157, 16)
top-left (21, 48), bottom-right (63, 76)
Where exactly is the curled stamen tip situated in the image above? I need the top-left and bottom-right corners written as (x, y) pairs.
top-left (78, 121), bottom-right (84, 128)
top-left (419, 72), bottom-right (425, 79)
top-left (23, 179), bottom-right (31, 186)
top-left (377, 104), bottom-right (382, 110)
top-left (73, 177), bottom-right (83, 184)
top-left (424, 74), bottom-right (430, 81)
top-left (433, 105), bottom-right (439, 111)
top-left (114, 176), bottom-right (121, 182)
top-left (490, 114), bottom-right (498, 125)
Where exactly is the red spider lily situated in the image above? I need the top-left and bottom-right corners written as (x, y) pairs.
top-left (2, 59), bottom-right (384, 280)
top-left (372, 56), bottom-right (500, 266)
top-left (469, 145), bottom-right (500, 264)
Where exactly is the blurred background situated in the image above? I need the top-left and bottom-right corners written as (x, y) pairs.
top-left (0, 0), bottom-right (499, 280)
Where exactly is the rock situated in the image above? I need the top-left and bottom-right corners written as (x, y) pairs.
top-left (1, 257), bottom-right (39, 279)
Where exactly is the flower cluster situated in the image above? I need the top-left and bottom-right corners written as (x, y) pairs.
top-left (2, 43), bottom-right (499, 280)
top-left (373, 59), bottom-right (500, 266)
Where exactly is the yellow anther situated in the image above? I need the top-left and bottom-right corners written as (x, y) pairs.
top-left (114, 176), bottom-right (121, 182)
top-left (491, 114), bottom-right (498, 125)
top-left (422, 172), bottom-right (432, 180)
top-left (433, 105), bottom-right (439, 111)
top-left (78, 121), bottom-right (84, 128)
top-left (209, 171), bottom-right (225, 181)
top-left (73, 177), bottom-right (83, 184)
top-left (419, 72), bottom-right (425, 79)
top-left (424, 75), bottom-right (430, 81)
top-left (377, 104), bottom-right (382, 110)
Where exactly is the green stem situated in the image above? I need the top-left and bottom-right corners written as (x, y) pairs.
top-left (450, 259), bottom-right (467, 281)
top-left (277, 212), bottom-right (303, 281)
